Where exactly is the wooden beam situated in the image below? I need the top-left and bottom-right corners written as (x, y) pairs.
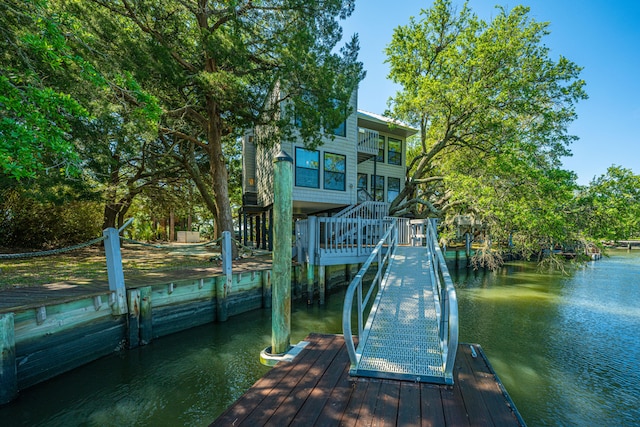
top-left (139, 286), bottom-right (153, 345)
top-left (0, 313), bottom-right (17, 405)
top-left (318, 266), bottom-right (326, 305)
top-left (127, 289), bottom-right (141, 349)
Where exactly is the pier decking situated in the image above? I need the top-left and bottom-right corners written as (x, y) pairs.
top-left (211, 333), bottom-right (525, 426)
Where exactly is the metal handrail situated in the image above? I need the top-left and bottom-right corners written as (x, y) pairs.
top-left (342, 220), bottom-right (398, 367)
top-left (333, 201), bottom-right (389, 220)
top-left (425, 218), bottom-right (459, 384)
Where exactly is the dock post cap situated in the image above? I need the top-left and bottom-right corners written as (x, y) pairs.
top-left (274, 150), bottom-right (293, 163)
top-left (259, 341), bottom-right (309, 367)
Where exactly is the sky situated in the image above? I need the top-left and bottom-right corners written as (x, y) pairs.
top-left (340, 0), bottom-right (640, 185)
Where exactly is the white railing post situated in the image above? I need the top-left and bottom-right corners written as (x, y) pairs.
top-left (103, 227), bottom-right (128, 315)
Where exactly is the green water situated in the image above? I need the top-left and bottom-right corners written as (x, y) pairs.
top-left (451, 250), bottom-right (640, 426)
top-left (1, 251), bottom-right (639, 426)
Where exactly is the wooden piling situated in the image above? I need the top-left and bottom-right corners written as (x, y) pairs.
top-left (0, 313), bottom-right (17, 405)
top-left (307, 263), bottom-right (315, 305)
top-left (216, 276), bottom-right (228, 322)
top-left (139, 286), bottom-right (153, 345)
top-left (345, 263), bottom-right (352, 283)
top-left (294, 265), bottom-right (302, 298)
top-left (127, 289), bottom-right (141, 348)
top-left (319, 265), bottom-right (326, 305)
top-left (216, 231), bottom-right (233, 322)
top-left (271, 150), bottom-right (293, 355)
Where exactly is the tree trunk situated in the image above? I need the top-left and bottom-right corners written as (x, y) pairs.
top-left (181, 144), bottom-right (219, 225)
top-left (103, 204), bottom-right (118, 230)
top-left (169, 210), bottom-right (175, 241)
top-left (102, 163), bottom-right (120, 230)
top-left (208, 139), bottom-right (238, 257)
top-left (206, 99), bottom-right (238, 258)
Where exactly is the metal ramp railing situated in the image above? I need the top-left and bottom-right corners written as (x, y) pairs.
top-left (342, 218), bottom-right (458, 385)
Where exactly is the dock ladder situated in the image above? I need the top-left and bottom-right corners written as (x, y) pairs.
top-left (342, 218), bottom-right (458, 384)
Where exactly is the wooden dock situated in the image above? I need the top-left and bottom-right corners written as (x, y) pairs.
top-left (0, 254), bottom-right (273, 314)
top-left (211, 333), bottom-right (525, 426)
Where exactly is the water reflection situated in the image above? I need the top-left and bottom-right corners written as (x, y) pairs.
top-left (450, 250), bottom-right (640, 426)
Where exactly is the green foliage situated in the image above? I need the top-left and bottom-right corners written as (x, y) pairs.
top-left (0, 0), bottom-right (98, 179)
top-left (58, 0), bottom-right (364, 239)
top-left (576, 166), bottom-right (640, 241)
top-left (385, 0), bottom-right (587, 261)
top-left (0, 189), bottom-right (102, 248)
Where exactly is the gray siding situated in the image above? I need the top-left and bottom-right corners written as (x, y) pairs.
top-left (242, 133), bottom-right (257, 194)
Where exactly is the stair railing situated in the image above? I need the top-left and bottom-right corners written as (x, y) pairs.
top-left (342, 220), bottom-right (398, 367)
top-left (424, 218), bottom-right (458, 384)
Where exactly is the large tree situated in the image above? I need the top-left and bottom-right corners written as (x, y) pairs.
top-left (385, 0), bottom-right (586, 255)
top-left (60, 0), bottom-right (364, 245)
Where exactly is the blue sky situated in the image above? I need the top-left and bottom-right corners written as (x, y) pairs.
top-left (341, 0), bottom-right (639, 185)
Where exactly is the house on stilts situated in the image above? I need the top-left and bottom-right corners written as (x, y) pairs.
top-left (239, 88), bottom-right (419, 264)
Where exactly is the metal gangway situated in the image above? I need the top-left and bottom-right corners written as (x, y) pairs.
top-left (342, 218), bottom-right (458, 384)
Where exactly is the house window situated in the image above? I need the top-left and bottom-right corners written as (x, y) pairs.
top-left (388, 137), bottom-right (402, 165)
top-left (324, 152), bottom-right (346, 191)
top-left (330, 99), bottom-right (347, 137)
top-left (332, 121), bottom-right (346, 137)
top-left (357, 173), bottom-right (368, 201)
top-left (376, 135), bottom-right (385, 162)
top-left (295, 147), bottom-right (319, 188)
top-left (388, 177), bottom-right (400, 202)
top-left (357, 173), bottom-right (367, 191)
top-left (372, 175), bottom-right (385, 202)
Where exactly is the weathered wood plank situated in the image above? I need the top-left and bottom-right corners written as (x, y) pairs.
top-left (397, 382), bottom-right (421, 427)
top-left (211, 334), bottom-right (329, 426)
top-left (139, 286), bottom-right (152, 345)
top-left (312, 351), bottom-right (355, 427)
top-left (441, 381), bottom-right (471, 426)
top-left (373, 380), bottom-right (401, 427)
top-left (339, 377), bottom-right (371, 426)
top-left (289, 341), bottom-right (351, 426)
top-left (420, 383), bottom-right (446, 427)
top-left (151, 300), bottom-right (215, 338)
top-left (267, 335), bottom-right (341, 424)
top-left (241, 335), bottom-right (334, 425)
top-left (0, 313), bottom-right (17, 404)
top-left (352, 379), bottom-right (381, 426)
top-left (127, 289), bottom-right (141, 348)
top-left (16, 317), bottom-right (126, 389)
top-left (456, 344), bottom-right (493, 425)
top-left (464, 344), bottom-right (525, 426)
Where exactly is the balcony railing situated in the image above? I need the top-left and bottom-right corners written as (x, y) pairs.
top-left (357, 127), bottom-right (379, 156)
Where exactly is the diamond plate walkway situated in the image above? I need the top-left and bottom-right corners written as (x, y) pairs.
top-left (354, 245), bottom-right (446, 383)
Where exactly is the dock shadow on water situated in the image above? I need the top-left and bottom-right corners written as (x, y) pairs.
top-left (0, 291), bottom-right (346, 427)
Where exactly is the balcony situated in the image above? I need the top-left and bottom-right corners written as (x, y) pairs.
top-left (357, 127), bottom-right (379, 163)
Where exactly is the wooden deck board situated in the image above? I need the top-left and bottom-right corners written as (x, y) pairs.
top-left (210, 333), bottom-right (526, 427)
top-left (289, 342), bottom-right (351, 426)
